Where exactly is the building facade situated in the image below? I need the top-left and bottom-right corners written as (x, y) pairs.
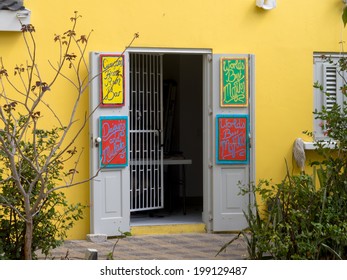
top-left (1, 0), bottom-right (346, 239)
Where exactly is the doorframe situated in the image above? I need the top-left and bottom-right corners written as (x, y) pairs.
top-left (127, 47), bottom-right (213, 229)
top-left (126, 48), bottom-right (255, 232)
top-left (249, 55), bottom-right (256, 218)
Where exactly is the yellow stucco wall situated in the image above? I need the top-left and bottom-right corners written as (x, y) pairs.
top-left (1, 0), bottom-right (347, 238)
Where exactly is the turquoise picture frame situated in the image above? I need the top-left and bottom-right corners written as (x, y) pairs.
top-left (99, 116), bottom-right (128, 168)
top-left (216, 114), bottom-right (249, 165)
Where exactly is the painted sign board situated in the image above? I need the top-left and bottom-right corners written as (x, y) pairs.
top-left (100, 54), bottom-right (124, 106)
top-left (216, 114), bottom-right (249, 164)
top-left (220, 57), bottom-right (248, 107)
top-left (99, 116), bottom-right (128, 168)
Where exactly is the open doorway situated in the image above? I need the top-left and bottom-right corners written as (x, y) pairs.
top-left (130, 53), bottom-right (204, 226)
top-left (89, 49), bottom-right (253, 235)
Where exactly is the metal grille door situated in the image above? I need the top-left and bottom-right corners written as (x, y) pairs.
top-left (129, 53), bottom-right (164, 212)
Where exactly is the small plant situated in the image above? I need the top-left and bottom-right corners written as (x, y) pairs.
top-left (342, 3), bottom-right (347, 27)
top-left (106, 230), bottom-right (131, 260)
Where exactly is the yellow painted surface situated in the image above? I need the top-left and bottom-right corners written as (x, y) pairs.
top-left (1, 0), bottom-right (347, 239)
top-left (131, 224), bottom-right (206, 236)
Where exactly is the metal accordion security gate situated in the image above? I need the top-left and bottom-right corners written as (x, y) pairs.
top-left (129, 53), bottom-right (164, 212)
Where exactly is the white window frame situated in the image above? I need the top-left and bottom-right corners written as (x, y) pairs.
top-left (313, 53), bottom-right (346, 142)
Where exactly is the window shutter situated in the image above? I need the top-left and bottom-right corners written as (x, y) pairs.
top-left (314, 56), bottom-right (346, 140)
top-left (323, 64), bottom-right (338, 112)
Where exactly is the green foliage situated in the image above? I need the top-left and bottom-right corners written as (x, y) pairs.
top-left (106, 231), bottom-right (132, 260)
top-left (223, 168), bottom-right (347, 260)
top-left (342, 5), bottom-right (347, 27)
top-left (0, 192), bottom-right (85, 260)
top-left (0, 108), bottom-right (85, 259)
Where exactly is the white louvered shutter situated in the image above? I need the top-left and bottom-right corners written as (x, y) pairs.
top-left (313, 56), bottom-right (346, 140)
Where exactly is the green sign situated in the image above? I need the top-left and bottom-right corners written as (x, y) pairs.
top-left (220, 57), bottom-right (248, 107)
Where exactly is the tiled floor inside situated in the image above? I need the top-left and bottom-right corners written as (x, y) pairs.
top-left (130, 208), bottom-right (203, 226)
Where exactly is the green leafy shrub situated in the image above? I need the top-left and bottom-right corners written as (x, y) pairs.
top-left (0, 122), bottom-right (85, 259)
top-left (220, 167), bottom-right (347, 260)
top-left (0, 191), bottom-right (85, 260)
top-left (248, 171), bottom-right (347, 259)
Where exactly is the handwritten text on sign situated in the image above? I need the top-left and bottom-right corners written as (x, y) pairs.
top-left (220, 57), bottom-right (248, 107)
top-left (216, 115), bottom-right (248, 164)
top-left (100, 117), bottom-right (127, 167)
top-left (100, 55), bottom-right (124, 106)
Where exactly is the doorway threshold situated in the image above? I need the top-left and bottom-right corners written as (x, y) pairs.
top-left (130, 209), bottom-right (205, 235)
top-left (131, 223), bottom-right (205, 235)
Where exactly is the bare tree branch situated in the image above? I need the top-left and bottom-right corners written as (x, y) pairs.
top-left (0, 12), bottom-right (139, 260)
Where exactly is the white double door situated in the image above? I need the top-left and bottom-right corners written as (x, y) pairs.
top-left (89, 50), bottom-right (254, 236)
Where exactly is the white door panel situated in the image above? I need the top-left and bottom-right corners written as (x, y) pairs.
top-left (211, 54), bottom-right (254, 231)
top-left (104, 172), bottom-right (122, 214)
top-left (89, 52), bottom-right (130, 236)
top-left (215, 167), bottom-right (249, 229)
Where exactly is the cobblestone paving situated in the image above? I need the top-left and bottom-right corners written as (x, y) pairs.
top-left (37, 233), bottom-right (248, 260)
